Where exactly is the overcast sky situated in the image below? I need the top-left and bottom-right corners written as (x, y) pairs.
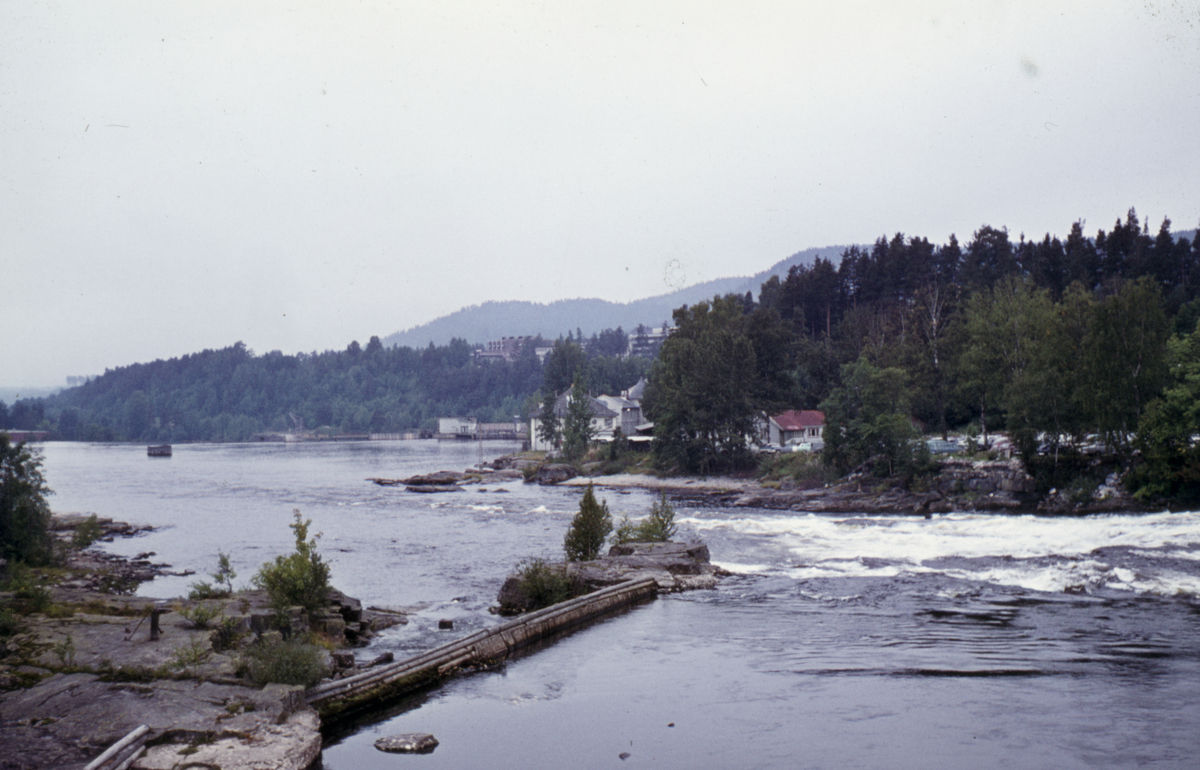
top-left (2, 1), bottom-right (1198, 389)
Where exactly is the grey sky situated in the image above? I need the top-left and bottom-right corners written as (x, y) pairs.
top-left (2, 1), bottom-right (1198, 388)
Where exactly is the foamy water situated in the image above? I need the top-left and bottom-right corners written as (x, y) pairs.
top-left (688, 510), bottom-right (1200, 597)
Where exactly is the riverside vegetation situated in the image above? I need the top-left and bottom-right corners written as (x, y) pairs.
top-left (512, 486), bottom-right (681, 612)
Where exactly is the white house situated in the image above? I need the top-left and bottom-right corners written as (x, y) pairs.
top-left (768, 410), bottom-right (825, 446)
top-left (529, 391), bottom-right (620, 452)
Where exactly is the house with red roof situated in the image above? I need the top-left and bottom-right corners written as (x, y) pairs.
top-left (768, 410), bottom-right (825, 447)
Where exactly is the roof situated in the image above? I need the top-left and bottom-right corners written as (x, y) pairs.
top-left (596, 394), bottom-right (637, 412)
top-left (552, 391), bottom-right (619, 419)
top-left (623, 377), bottom-right (648, 401)
top-left (770, 410), bottom-right (825, 430)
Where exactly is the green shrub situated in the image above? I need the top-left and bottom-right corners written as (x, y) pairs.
top-left (211, 616), bottom-right (247, 653)
top-left (71, 514), bottom-right (104, 550)
top-left (613, 492), bottom-right (677, 544)
top-left (564, 484), bottom-right (612, 562)
top-left (515, 557), bottom-right (581, 610)
top-left (51, 634), bottom-right (76, 667)
top-left (168, 639), bottom-right (212, 679)
top-left (187, 580), bottom-right (223, 600)
top-left (0, 608), bottom-right (17, 637)
top-left (189, 551), bottom-right (237, 599)
top-left (177, 601), bottom-right (222, 629)
top-left (4, 563), bottom-right (52, 613)
top-left (252, 510), bottom-right (331, 620)
top-left (242, 637), bottom-right (327, 687)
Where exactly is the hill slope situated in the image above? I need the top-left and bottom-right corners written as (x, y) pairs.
top-left (382, 244), bottom-right (851, 348)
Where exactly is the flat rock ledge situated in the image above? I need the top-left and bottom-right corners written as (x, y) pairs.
top-left (375, 732), bottom-right (440, 753)
top-left (733, 459), bottom-right (1143, 514)
top-left (368, 467), bottom-right (524, 493)
top-left (497, 541), bottom-right (726, 614)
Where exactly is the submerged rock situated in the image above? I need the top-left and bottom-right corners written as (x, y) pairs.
top-left (375, 733), bottom-right (439, 753)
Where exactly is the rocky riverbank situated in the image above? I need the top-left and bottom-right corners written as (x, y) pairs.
top-left (0, 516), bottom-right (407, 770)
top-left (477, 453), bottom-right (1147, 515)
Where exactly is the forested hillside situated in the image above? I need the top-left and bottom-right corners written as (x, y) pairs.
top-left (9, 331), bottom-right (649, 443)
top-left (639, 210), bottom-right (1200, 499)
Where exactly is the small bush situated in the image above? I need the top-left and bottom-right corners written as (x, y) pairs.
top-left (187, 580), bottom-right (225, 600)
top-left (71, 515), bottom-right (104, 550)
top-left (564, 484), bottom-right (612, 562)
top-left (0, 608), bottom-right (17, 637)
top-left (242, 637), bottom-right (327, 687)
top-left (515, 558), bottom-right (581, 610)
top-left (168, 639), bottom-right (212, 679)
top-left (613, 492), bottom-right (677, 544)
top-left (189, 552), bottom-right (237, 599)
top-left (253, 510), bottom-right (332, 621)
top-left (4, 564), bottom-right (52, 614)
top-left (177, 601), bottom-right (222, 630)
top-left (51, 634), bottom-right (76, 667)
top-left (210, 616), bottom-right (247, 653)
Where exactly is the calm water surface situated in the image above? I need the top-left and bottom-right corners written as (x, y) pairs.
top-left (39, 441), bottom-right (1200, 769)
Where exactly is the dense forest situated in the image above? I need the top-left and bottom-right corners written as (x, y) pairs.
top-left (639, 209), bottom-right (1200, 499)
top-left (4, 332), bottom-right (649, 443)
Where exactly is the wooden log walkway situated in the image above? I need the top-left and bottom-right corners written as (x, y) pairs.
top-left (307, 577), bottom-right (659, 720)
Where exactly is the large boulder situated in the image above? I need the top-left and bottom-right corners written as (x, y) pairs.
top-left (496, 540), bottom-right (724, 612)
top-left (537, 464), bottom-right (578, 485)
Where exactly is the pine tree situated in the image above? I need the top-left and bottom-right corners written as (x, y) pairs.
top-left (564, 484), bottom-right (612, 562)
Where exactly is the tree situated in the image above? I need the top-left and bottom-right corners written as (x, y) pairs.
top-left (645, 296), bottom-right (760, 474)
top-left (536, 391), bottom-right (561, 451)
top-left (1080, 276), bottom-right (1170, 449)
top-left (563, 484), bottom-right (613, 561)
top-left (561, 374), bottom-right (595, 461)
top-left (819, 357), bottom-right (921, 477)
top-left (1129, 319), bottom-right (1200, 502)
top-left (962, 225), bottom-right (1017, 291)
top-left (543, 339), bottom-right (587, 395)
top-left (958, 277), bottom-right (1061, 449)
top-left (0, 433), bottom-right (55, 565)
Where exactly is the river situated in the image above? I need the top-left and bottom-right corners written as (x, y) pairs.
top-left (38, 441), bottom-right (1200, 769)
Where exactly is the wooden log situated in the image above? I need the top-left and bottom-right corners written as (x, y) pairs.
top-left (84, 724), bottom-right (150, 770)
top-left (308, 578), bottom-right (656, 718)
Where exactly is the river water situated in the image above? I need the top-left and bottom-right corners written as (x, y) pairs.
top-left (38, 441), bottom-right (1200, 769)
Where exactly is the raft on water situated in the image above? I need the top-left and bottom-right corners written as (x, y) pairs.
top-left (147, 445), bottom-right (172, 457)
top-left (307, 577), bottom-right (658, 720)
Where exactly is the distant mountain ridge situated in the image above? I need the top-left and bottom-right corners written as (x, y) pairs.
top-left (382, 244), bottom-right (852, 348)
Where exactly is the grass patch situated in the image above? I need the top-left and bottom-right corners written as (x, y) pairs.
top-left (757, 452), bottom-right (837, 487)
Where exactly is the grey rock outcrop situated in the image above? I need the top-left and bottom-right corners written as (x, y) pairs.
top-left (537, 464), bottom-right (578, 485)
top-left (496, 540), bottom-right (725, 614)
top-left (734, 459), bottom-right (1041, 513)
